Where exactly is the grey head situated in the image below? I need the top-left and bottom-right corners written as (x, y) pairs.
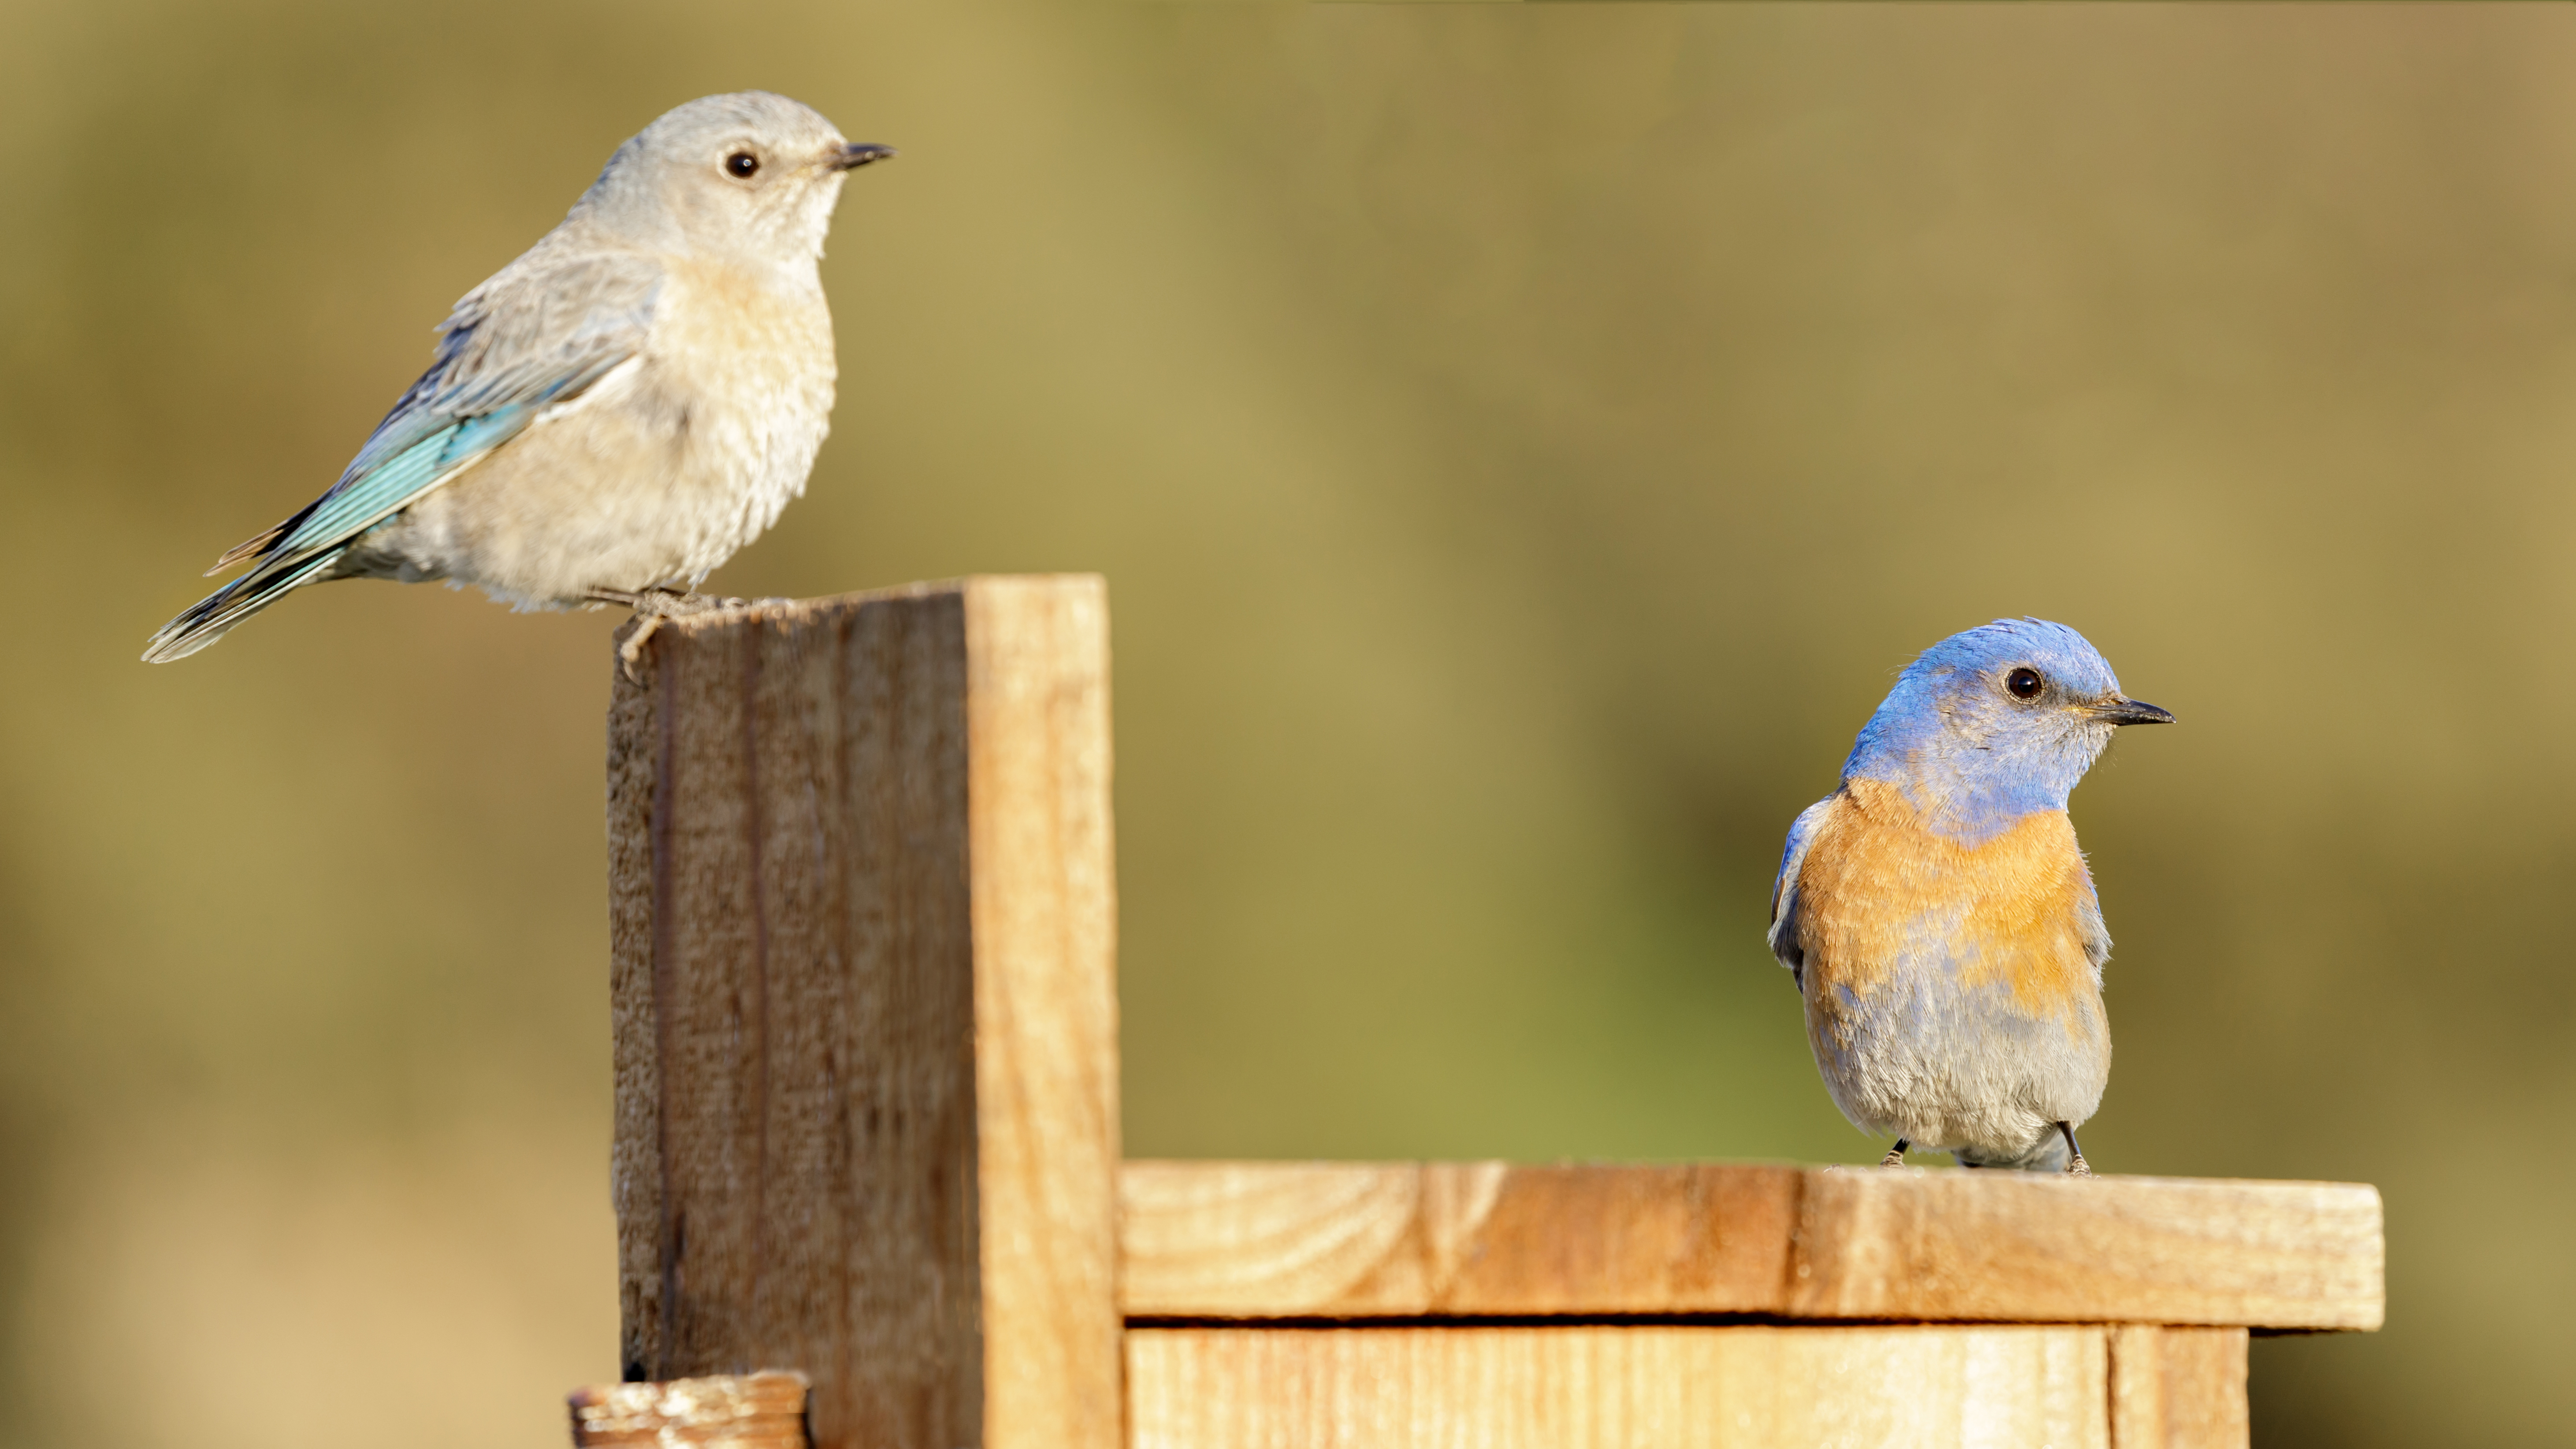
top-left (572, 91), bottom-right (893, 269)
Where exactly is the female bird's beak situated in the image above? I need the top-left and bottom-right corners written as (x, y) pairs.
top-left (2089, 697), bottom-right (2176, 726)
top-left (834, 143), bottom-right (897, 171)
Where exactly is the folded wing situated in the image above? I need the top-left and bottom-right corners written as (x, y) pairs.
top-left (1767, 794), bottom-right (1838, 988)
top-left (142, 250), bottom-right (661, 662)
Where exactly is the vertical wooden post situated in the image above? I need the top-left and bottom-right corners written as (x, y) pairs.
top-left (605, 576), bottom-right (1121, 1449)
top-left (2109, 1326), bottom-right (2252, 1449)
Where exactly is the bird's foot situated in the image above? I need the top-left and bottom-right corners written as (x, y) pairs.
top-left (592, 586), bottom-right (758, 616)
top-left (614, 616), bottom-right (662, 682)
top-left (592, 588), bottom-right (780, 681)
top-left (1879, 1139), bottom-right (1911, 1168)
top-left (2055, 1122), bottom-right (2093, 1177)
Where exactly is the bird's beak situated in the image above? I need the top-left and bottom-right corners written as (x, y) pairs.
top-left (2089, 696), bottom-right (2176, 726)
top-left (833, 142), bottom-right (897, 171)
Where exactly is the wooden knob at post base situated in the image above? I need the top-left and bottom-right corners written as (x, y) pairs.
top-left (569, 1371), bottom-right (810, 1448)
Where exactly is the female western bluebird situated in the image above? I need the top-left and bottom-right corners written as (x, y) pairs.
top-left (142, 92), bottom-right (893, 663)
top-left (1767, 619), bottom-right (2172, 1174)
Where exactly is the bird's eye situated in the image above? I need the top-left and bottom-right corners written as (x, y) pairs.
top-left (725, 151), bottom-right (761, 179)
top-left (2005, 667), bottom-right (2044, 700)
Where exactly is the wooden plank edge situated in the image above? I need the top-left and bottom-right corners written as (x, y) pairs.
top-left (569, 1371), bottom-right (809, 1448)
top-left (1118, 1160), bottom-right (2383, 1332)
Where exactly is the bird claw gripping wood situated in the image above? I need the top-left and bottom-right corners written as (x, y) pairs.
top-left (616, 614), bottom-right (665, 682)
top-left (597, 590), bottom-right (797, 682)
top-left (2058, 1122), bottom-right (2093, 1177)
top-left (596, 589), bottom-right (743, 682)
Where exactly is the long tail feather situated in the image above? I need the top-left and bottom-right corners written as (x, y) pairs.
top-left (141, 551), bottom-right (344, 663)
top-left (207, 521), bottom-right (290, 576)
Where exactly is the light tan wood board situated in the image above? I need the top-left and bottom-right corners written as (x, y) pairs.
top-left (569, 1372), bottom-right (809, 1448)
top-left (2111, 1327), bottom-right (2250, 1449)
top-left (1129, 1323), bottom-right (2249, 1449)
top-left (1121, 1161), bottom-right (2382, 1329)
top-left (608, 578), bottom-right (1120, 1449)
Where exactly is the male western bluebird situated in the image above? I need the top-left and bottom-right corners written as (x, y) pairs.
top-left (1767, 619), bottom-right (2172, 1174)
top-left (142, 92), bottom-right (892, 664)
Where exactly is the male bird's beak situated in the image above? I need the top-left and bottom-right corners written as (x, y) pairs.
top-left (2089, 697), bottom-right (2176, 726)
top-left (833, 143), bottom-right (897, 171)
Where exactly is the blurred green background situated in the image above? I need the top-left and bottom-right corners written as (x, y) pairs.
top-left (0, 0), bottom-right (2565, 1442)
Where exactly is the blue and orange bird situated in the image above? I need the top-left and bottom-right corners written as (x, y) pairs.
top-left (1766, 619), bottom-right (2173, 1174)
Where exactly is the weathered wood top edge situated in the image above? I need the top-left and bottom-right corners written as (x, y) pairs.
top-left (638, 574), bottom-right (1109, 641)
top-left (1118, 1160), bottom-right (2384, 1331)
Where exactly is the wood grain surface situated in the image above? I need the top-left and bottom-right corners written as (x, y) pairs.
top-left (607, 578), bottom-right (1120, 1449)
top-left (960, 578), bottom-right (1123, 1449)
top-left (2109, 1326), bottom-right (2250, 1449)
top-left (1120, 1161), bottom-right (2382, 1330)
top-left (1127, 1325), bottom-right (2132, 1449)
top-left (569, 1371), bottom-right (810, 1447)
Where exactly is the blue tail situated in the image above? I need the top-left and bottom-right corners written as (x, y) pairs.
top-left (141, 550), bottom-right (346, 662)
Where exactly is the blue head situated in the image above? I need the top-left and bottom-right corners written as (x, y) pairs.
top-left (1841, 619), bottom-right (2172, 844)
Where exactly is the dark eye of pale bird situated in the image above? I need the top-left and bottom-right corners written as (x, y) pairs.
top-left (725, 152), bottom-right (760, 179)
top-left (2005, 667), bottom-right (2044, 700)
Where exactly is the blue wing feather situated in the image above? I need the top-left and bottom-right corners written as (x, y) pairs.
top-left (267, 353), bottom-right (624, 564)
top-left (1768, 795), bottom-right (1837, 988)
top-left (275, 417), bottom-right (494, 559)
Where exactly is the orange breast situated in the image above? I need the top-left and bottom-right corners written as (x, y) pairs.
top-left (1794, 778), bottom-right (2099, 1020)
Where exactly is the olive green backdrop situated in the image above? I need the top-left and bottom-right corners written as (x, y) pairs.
top-left (1, 2), bottom-right (2564, 1443)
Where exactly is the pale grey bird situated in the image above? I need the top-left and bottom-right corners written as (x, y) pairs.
top-left (143, 91), bottom-right (891, 664)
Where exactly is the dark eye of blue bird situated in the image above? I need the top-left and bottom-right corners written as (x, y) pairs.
top-left (2006, 668), bottom-right (2044, 699)
top-left (726, 152), bottom-right (760, 178)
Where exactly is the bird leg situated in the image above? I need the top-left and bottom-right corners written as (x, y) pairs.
top-left (591, 587), bottom-right (773, 681)
top-left (2056, 1122), bottom-right (2092, 1177)
top-left (1879, 1139), bottom-right (1910, 1168)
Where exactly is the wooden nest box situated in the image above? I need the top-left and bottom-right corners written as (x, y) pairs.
top-left (574, 576), bottom-right (2382, 1449)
